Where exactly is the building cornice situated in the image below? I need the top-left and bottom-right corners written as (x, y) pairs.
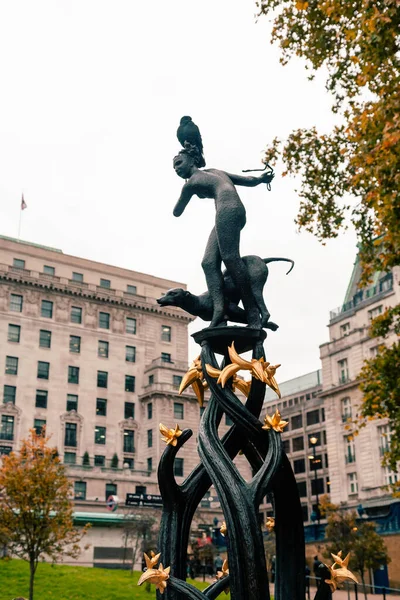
top-left (0, 268), bottom-right (194, 323)
top-left (319, 378), bottom-right (359, 398)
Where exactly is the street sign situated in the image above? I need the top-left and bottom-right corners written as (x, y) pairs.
top-left (106, 495), bottom-right (119, 512)
top-left (125, 493), bottom-right (163, 507)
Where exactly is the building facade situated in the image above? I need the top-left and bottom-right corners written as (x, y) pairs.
top-left (320, 258), bottom-right (399, 511)
top-left (0, 235), bottom-right (238, 566)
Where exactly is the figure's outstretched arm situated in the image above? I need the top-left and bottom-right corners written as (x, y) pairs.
top-left (173, 183), bottom-right (194, 217)
top-left (224, 171), bottom-right (274, 187)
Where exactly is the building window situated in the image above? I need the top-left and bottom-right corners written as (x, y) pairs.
top-left (127, 285), bottom-right (137, 295)
top-left (124, 457), bottom-right (134, 469)
top-left (34, 418), bottom-right (46, 435)
top-left (282, 439), bottom-right (290, 453)
top-left (100, 278), bottom-right (111, 289)
top-left (341, 397), bottom-right (352, 421)
top-left (43, 265), bottom-right (55, 276)
top-left (72, 272), bottom-right (84, 282)
top-left (3, 385), bottom-right (16, 404)
top-left (125, 375), bottom-right (135, 393)
top-left (5, 356), bottom-right (18, 375)
top-left (225, 414), bottom-right (233, 426)
top-left (379, 425), bottom-right (393, 455)
top-left (8, 324), bottom-right (21, 343)
top-left (368, 305), bottom-right (383, 321)
top-left (123, 430), bottom-right (135, 453)
top-left (348, 472), bottom-right (358, 495)
top-left (68, 366), bottom-right (79, 384)
top-left (97, 371), bottom-right (108, 388)
top-left (64, 452), bottom-right (76, 465)
top-left (292, 436), bottom-right (304, 452)
top-left (148, 375), bottom-right (154, 385)
top-left (174, 402), bottom-right (184, 419)
top-left (306, 410), bottom-right (320, 426)
top-left (338, 358), bottom-right (349, 384)
top-left (161, 325), bottom-right (172, 342)
top-left (98, 341), bottom-right (109, 358)
top-left (96, 398), bottom-right (107, 416)
top-left (147, 429), bottom-right (153, 448)
top-left (383, 466), bottom-right (398, 486)
top-left (345, 436), bottom-right (356, 464)
top-left (297, 481), bottom-right (307, 497)
top-left (70, 306), bottom-right (82, 324)
top-left (66, 394), bottom-right (78, 412)
top-left (65, 423), bottom-right (77, 447)
top-left (147, 457), bottom-right (153, 472)
top-left (147, 403), bottom-right (153, 419)
top-left (10, 294), bottom-right (23, 312)
top-left (311, 478), bottom-right (324, 495)
top-left (37, 361), bottom-right (50, 380)
top-left (0, 415), bottom-right (14, 441)
top-left (0, 446), bottom-right (12, 456)
top-left (173, 375), bottom-right (182, 389)
top-left (105, 483), bottom-right (117, 499)
top-left (126, 317), bottom-right (137, 334)
top-left (99, 312), bottom-right (110, 329)
top-left (309, 454), bottom-right (322, 471)
top-left (35, 390), bottom-right (48, 409)
top-left (174, 458), bottom-right (184, 477)
top-left (39, 330), bottom-right (52, 348)
top-left (125, 346), bottom-right (136, 363)
top-left (41, 300), bottom-right (53, 319)
top-left (124, 402), bottom-right (135, 419)
top-left (95, 426), bottom-right (106, 445)
top-left (13, 258), bottom-right (25, 269)
top-left (340, 322), bottom-right (351, 337)
top-left (291, 414), bottom-right (303, 430)
top-left (69, 335), bottom-right (81, 353)
top-left (74, 481), bottom-right (87, 500)
top-left (94, 455), bottom-right (105, 467)
top-left (293, 458), bottom-right (306, 474)
top-left (161, 352), bottom-right (171, 363)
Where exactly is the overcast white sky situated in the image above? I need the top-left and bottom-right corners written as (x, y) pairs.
top-left (0, 0), bottom-right (357, 382)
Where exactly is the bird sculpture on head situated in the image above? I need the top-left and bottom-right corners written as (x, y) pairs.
top-left (177, 116), bottom-right (206, 167)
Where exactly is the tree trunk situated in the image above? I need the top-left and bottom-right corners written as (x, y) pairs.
top-left (360, 571), bottom-right (368, 600)
top-left (29, 560), bottom-right (36, 600)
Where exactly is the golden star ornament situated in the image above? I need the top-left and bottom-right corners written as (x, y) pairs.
top-left (159, 423), bottom-right (182, 446)
top-left (143, 551), bottom-right (161, 569)
top-left (220, 521), bottom-right (227, 536)
top-left (262, 409), bottom-right (288, 433)
top-left (265, 517), bottom-right (275, 532)
top-left (179, 355), bottom-right (208, 406)
top-left (324, 551), bottom-right (358, 593)
top-left (138, 560), bottom-right (171, 594)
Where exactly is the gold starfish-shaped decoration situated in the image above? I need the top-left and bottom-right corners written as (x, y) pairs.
top-left (265, 517), bottom-right (275, 532)
top-left (206, 365), bottom-right (251, 398)
top-left (138, 562), bottom-right (171, 594)
top-left (215, 558), bottom-right (230, 594)
top-left (179, 355), bottom-right (208, 406)
top-left (220, 521), bottom-right (227, 536)
top-left (159, 423), bottom-right (182, 446)
top-left (143, 550), bottom-right (161, 569)
top-left (324, 551), bottom-right (358, 593)
top-left (262, 409), bottom-right (288, 433)
top-left (207, 343), bottom-right (281, 398)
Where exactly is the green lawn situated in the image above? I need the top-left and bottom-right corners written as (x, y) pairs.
top-left (0, 559), bottom-right (211, 600)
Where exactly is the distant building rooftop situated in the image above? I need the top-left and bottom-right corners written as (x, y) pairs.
top-left (264, 369), bottom-right (322, 403)
top-left (0, 234), bottom-right (63, 254)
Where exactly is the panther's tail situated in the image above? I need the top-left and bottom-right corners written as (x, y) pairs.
top-left (263, 257), bottom-right (294, 275)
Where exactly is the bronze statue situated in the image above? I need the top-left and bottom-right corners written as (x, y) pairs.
top-left (173, 139), bottom-right (275, 328)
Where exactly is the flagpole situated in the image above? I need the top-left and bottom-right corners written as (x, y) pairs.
top-left (18, 207), bottom-right (22, 240)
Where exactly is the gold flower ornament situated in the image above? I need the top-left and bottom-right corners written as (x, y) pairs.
top-left (138, 553), bottom-right (171, 595)
top-left (159, 423), bottom-right (182, 446)
top-left (325, 551), bottom-right (358, 593)
top-left (215, 558), bottom-right (230, 594)
top-left (179, 355), bottom-right (208, 406)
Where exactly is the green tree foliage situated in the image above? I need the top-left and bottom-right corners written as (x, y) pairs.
top-left (323, 500), bottom-right (390, 597)
top-left (258, 0), bottom-right (400, 475)
top-left (0, 430), bottom-right (89, 600)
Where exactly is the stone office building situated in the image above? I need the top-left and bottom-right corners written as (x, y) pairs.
top-left (0, 235), bottom-right (222, 566)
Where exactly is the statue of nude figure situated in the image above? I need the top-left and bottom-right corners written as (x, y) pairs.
top-left (173, 146), bottom-right (274, 328)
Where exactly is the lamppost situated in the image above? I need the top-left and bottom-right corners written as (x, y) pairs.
top-left (308, 435), bottom-right (321, 538)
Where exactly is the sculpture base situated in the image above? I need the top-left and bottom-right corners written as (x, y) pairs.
top-left (192, 326), bottom-right (266, 355)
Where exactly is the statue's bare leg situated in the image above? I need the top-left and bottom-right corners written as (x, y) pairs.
top-left (201, 227), bottom-right (226, 327)
top-left (216, 210), bottom-right (261, 328)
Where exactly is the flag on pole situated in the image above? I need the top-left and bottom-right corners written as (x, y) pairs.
top-left (21, 195), bottom-right (27, 210)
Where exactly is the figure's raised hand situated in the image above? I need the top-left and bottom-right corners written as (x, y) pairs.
top-left (259, 170), bottom-right (275, 184)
